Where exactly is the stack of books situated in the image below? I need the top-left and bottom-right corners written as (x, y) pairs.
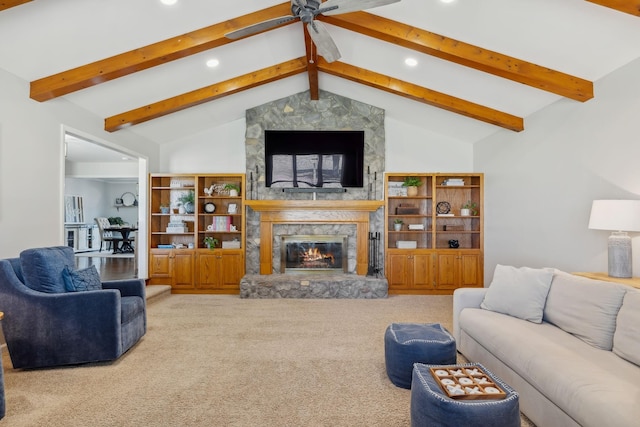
top-left (210, 216), bottom-right (232, 231)
top-left (166, 220), bottom-right (187, 233)
top-left (442, 178), bottom-right (465, 186)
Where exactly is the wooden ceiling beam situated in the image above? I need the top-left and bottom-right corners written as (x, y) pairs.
top-left (30, 2), bottom-right (294, 101)
top-left (586, 0), bottom-right (640, 16)
top-left (303, 24), bottom-right (320, 100)
top-left (104, 58), bottom-right (308, 132)
top-left (317, 58), bottom-right (524, 132)
top-left (0, 0), bottom-right (31, 11)
top-left (319, 12), bottom-right (594, 102)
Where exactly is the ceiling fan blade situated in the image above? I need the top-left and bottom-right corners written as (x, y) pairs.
top-left (307, 21), bottom-right (341, 63)
top-left (225, 16), bottom-right (298, 40)
top-left (320, 0), bottom-right (401, 16)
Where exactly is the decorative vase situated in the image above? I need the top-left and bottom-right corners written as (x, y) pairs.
top-left (394, 223), bottom-right (402, 231)
top-left (160, 206), bottom-right (169, 214)
top-left (178, 205), bottom-right (186, 214)
top-left (406, 186), bottom-right (418, 197)
top-left (229, 189), bottom-right (239, 197)
top-left (460, 208), bottom-right (471, 216)
top-left (184, 201), bottom-right (195, 214)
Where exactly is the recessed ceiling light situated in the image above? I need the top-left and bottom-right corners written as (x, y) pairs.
top-left (440, 0), bottom-right (456, 3)
top-left (206, 58), bottom-right (220, 68)
top-left (160, 0), bottom-right (178, 5)
top-left (405, 58), bottom-right (418, 67)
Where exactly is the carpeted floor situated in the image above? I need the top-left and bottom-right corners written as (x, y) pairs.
top-left (1, 295), bottom-right (534, 426)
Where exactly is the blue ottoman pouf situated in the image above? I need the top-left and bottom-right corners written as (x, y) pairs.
top-left (384, 323), bottom-right (456, 389)
top-left (410, 363), bottom-right (520, 427)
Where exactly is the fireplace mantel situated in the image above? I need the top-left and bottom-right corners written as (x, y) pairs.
top-left (246, 199), bottom-right (384, 275)
top-left (245, 200), bottom-right (384, 212)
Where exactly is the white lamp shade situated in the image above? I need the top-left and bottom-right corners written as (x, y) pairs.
top-left (588, 200), bottom-right (640, 232)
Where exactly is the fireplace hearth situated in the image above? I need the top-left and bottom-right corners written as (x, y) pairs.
top-left (281, 235), bottom-right (348, 274)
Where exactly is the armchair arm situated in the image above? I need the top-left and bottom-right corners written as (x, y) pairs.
top-left (102, 278), bottom-right (146, 298)
top-left (452, 287), bottom-right (488, 343)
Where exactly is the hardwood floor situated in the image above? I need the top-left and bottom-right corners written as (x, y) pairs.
top-left (75, 256), bottom-right (136, 281)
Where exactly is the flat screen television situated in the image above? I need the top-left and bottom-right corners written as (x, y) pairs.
top-left (264, 130), bottom-right (365, 188)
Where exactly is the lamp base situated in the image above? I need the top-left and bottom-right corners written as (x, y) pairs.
top-left (608, 231), bottom-right (632, 278)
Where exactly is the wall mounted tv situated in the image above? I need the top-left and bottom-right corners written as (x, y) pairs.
top-left (264, 130), bottom-right (365, 188)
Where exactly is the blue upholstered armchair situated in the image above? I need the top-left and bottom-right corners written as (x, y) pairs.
top-left (0, 246), bottom-right (146, 369)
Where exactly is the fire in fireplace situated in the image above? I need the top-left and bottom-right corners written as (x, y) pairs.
top-left (280, 235), bottom-right (348, 274)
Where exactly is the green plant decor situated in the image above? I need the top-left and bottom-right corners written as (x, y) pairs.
top-left (402, 176), bottom-right (423, 187)
top-left (108, 216), bottom-right (124, 226)
top-left (223, 183), bottom-right (240, 192)
top-left (462, 200), bottom-right (478, 215)
top-left (394, 219), bottom-right (404, 224)
top-left (179, 190), bottom-right (195, 205)
top-left (203, 236), bottom-right (218, 249)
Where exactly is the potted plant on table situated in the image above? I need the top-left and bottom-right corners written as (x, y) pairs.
top-left (461, 200), bottom-right (478, 216)
top-left (393, 219), bottom-right (404, 231)
top-left (402, 176), bottom-right (422, 197)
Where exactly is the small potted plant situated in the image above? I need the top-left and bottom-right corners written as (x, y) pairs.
top-left (402, 176), bottom-right (422, 197)
top-left (461, 200), bottom-right (478, 216)
top-left (203, 236), bottom-right (219, 249)
top-left (393, 218), bottom-right (404, 231)
top-left (179, 190), bottom-right (195, 213)
top-left (224, 183), bottom-right (240, 197)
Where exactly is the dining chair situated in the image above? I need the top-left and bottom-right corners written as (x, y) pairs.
top-left (94, 217), bottom-right (122, 252)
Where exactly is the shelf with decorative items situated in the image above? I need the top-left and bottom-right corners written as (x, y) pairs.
top-left (148, 173), bottom-right (246, 293)
top-left (384, 173), bottom-right (483, 294)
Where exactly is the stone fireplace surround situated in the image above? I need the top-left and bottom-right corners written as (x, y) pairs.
top-left (241, 90), bottom-right (388, 297)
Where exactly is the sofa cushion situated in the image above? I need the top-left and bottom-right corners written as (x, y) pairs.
top-left (480, 264), bottom-right (554, 323)
top-left (20, 246), bottom-right (75, 293)
top-left (612, 290), bottom-right (640, 366)
top-left (62, 265), bottom-right (102, 292)
top-left (543, 270), bottom-right (627, 350)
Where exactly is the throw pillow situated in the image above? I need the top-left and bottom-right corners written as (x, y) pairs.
top-left (480, 264), bottom-right (554, 323)
top-left (20, 246), bottom-right (75, 293)
top-left (62, 265), bottom-right (102, 292)
top-left (612, 291), bottom-right (640, 366)
top-left (543, 270), bottom-right (627, 351)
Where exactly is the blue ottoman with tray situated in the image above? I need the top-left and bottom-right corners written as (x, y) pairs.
top-left (410, 362), bottom-right (520, 427)
top-left (384, 322), bottom-right (456, 389)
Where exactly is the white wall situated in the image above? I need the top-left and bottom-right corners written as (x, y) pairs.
top-left (64, 178), bottom-right (139, 227)
top-left (475, 57), bottom-right (640, 283)
top-left (0, 69), bottom-right (159, 258)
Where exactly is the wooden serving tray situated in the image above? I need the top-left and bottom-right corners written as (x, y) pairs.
top-left (430, 366), bottom-right (507, 400)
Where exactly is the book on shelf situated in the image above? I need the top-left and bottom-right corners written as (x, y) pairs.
top-left (437, 213), bottom-right (455, 216)
top-left (442, 178), bottom-right (465, 186)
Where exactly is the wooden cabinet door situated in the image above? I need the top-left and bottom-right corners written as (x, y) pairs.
top-left (435, 253), bottom-right (459, 290)
top-left (458, 252), bottom-right (481, 287)
top-left (411, 253), bottom-right (433, 289)
top-left (172, 250), bottom-right (195, 289)
top-left (149, 250), bottom-right (171, 278)
top-left (219, 250), bottom-right (244, 289)
top-left (387, 252), bottom-right (410, 289)
top-left (197, 251), bottom-right (222, 289)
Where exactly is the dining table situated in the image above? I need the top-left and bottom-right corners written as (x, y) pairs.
top-left (105, 226), bottom-right (138, 254)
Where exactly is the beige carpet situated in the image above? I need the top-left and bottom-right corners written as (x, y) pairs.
top-left (1, 295), bottom-right (534, 426)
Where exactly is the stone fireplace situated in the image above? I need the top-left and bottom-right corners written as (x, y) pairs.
top-left (243, 90), bottom-right (386, 277)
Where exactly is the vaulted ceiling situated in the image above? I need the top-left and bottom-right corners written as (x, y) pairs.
top-left (1, 0), bottom-right (639, 146)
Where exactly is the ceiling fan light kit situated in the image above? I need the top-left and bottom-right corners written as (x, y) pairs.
top-left (224, 0), bottom-right (401, 63)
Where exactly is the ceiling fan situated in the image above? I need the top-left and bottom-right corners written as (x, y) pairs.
top-left (225, 0), bottom-right (401, 63)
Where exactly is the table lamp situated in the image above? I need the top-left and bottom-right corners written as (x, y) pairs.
top-left (588, 200), bottom-right (640, 278)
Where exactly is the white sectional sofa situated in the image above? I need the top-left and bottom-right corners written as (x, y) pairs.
top-left (453, 265), bottom-right (640, 427)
